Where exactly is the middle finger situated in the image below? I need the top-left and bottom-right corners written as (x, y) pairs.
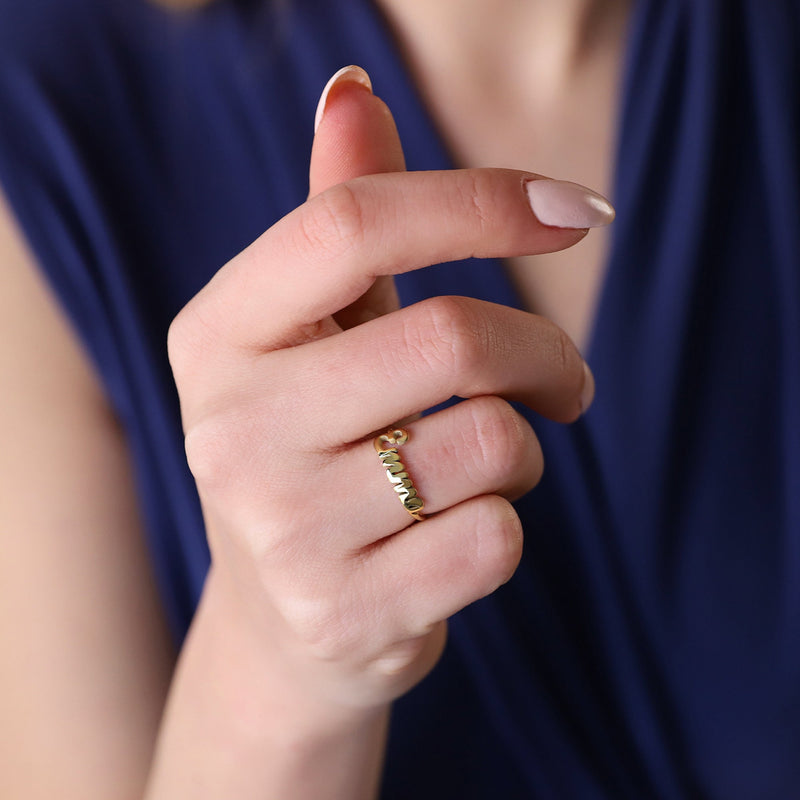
top-left (276, 294), bottom-right (590, 446)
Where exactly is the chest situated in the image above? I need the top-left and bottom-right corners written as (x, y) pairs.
top-left (405, 50), bottom-right (624, 352)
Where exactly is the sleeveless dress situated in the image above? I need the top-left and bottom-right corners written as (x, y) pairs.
top-left (1, 0), bottom-right (799, 796)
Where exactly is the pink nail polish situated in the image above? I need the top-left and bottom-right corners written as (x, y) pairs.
top-left (526, 180), bottom-right (615, 229)
top-left (314, 65), bottom-right (373, 134)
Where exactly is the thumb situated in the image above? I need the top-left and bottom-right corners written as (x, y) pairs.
top-left (309, 66), bottom-right (407, 329)
top-left (310, 65), bottom-right (406, 196)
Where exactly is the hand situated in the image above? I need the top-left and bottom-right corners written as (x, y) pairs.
top-left (167, 67), bottom-right (606, 723)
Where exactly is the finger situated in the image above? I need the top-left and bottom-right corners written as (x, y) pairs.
top-left (308, 65), bottom-right (406, 330)
top-left (345, 396), bottom-right (543, 544)
top-left (359, 495), bottom-right (524, 644)
top-left (183, 168), bottom-right (610, 353)
top-left (265, 296), bottom-right (590, 444)
top-left (182, 395), bottom-right (542, 557)
top-left (309, 65), bottom-right (406, 196)
top-left (223, 397), bottom-right (540, 551)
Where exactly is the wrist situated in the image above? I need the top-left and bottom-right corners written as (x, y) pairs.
top-left (204, 562), bottom-right (388, 733)
top-left (147, 564), bottom-right (389, 800)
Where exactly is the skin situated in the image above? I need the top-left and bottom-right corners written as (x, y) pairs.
top-left (0, 2), bottom-right (627, 796)
top-left (0, 191), bottom-right (175, 797)
top-left (378, 0), bottom-right (631, 350)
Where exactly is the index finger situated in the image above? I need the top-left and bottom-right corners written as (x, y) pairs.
top-left (187, 169), bottom-right (614, 352)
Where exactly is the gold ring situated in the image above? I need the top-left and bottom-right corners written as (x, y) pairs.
top-left (373, 428), bottom-right (425, 521)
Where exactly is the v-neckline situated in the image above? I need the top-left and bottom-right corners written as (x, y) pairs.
top-left (354, 0), bottom-right (644, 364)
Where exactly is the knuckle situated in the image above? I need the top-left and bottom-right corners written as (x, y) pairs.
top-left (371, 634), bottom-right (434, 678)
top-left (552, 325), bottom-right (573, 374)
top-left (183, 408), bottom-right (268, 497)
top-left (183, 415), bottom-right (240, 492)
top-left (167, 297), bottom-right (224, 392)
top-left (534, 318), bottom-right (585, 422)
top-left (462, 396), bottom-right (538, 485)
top-left (184, 417), bottom-right (299, 554)
top-left (167, 304), bottom-right (205, 383)
top-left (473, 496), bottom-right (524, 591)
top-left (279, 591), bottom-right (358, 663)
top-left (166, 308), bottom-right (189, 368)
top-left (409, 296), bottom-right (489, 378)
top-left (548, 321), bottom-right (583, 383)
top-left (457, 169), bottom-right (496, 236)
top-left (297, 182), bottom-right (368, 260)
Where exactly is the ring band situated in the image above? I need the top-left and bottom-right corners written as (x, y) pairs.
top-left (373, 428), bottom-right (425, 521)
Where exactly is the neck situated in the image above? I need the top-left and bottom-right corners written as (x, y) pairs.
top-left (378, 0), bottom-right (631, 92)
top-left (374, 0), bottom-right (633, 350)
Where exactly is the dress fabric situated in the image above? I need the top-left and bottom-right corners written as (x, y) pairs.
top-left (1, 0), bottom-right (799, 797)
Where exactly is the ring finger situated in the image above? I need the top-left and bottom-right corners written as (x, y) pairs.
top-left (306, 395), bottom-right (543, 549)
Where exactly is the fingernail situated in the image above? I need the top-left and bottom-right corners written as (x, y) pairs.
top-left (314, 65), bottom-right (373, 134)
top-left (526, 179), bottom-right (615, 229)
top-left (580, 361), bottom-right (596, 415)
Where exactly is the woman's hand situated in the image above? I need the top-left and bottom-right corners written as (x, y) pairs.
top-left (167, 67), bottom-right (608, 728)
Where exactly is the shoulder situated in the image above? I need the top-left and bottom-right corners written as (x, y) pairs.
top-left (0, 0), bottom-right (189, 413)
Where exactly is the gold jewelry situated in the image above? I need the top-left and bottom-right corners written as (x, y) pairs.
top-left (373, 428), bottom-right (425, 521)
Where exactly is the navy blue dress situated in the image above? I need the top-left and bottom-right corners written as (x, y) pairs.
top-left (1, 0), bottom-right (799, 796)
